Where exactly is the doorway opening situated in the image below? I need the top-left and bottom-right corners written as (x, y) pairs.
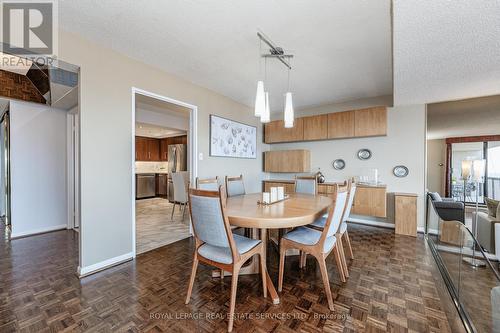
top-left (132, 88), bottom-right (197, 256)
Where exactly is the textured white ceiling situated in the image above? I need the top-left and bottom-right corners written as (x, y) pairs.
top-left (393, 0), bottom-right (500, 105)
top-left (427, 95), bottom-right (500, 139)
top-left (135, 122), bottom-right (186, 138)
top-left (59, 0), bottom-right (392, 111)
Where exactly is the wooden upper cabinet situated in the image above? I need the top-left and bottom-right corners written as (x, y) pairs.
top-left (303, 115), bottom-right (328, 141)
top-left (354, 107), bottom-right (387, 137)
top-left (135, 137), bottom-right (148, 161)
top-left (160, 139), bottom-right (169, 161)
top-left (327, 111), bottom-right (355, 139)
top-left (264, 150), bottom-right (310, 173)
top-left (264, 118), bottom-right (304, 143)
top-left (147, 138), bottom-right (160, 161)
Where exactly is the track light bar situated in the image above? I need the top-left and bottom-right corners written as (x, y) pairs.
top-left (257, 31), bottom-right (293, 69)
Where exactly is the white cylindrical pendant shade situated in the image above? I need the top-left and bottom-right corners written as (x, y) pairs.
top-left (254, 81), bottom-right (265, 117)
top-left (261, 92), bottom-right (270, 123)
top-left (284, 92), bottom-right (294, 128)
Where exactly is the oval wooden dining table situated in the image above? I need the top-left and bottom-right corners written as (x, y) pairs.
top-left (222, 192), bottom-right (333, 305)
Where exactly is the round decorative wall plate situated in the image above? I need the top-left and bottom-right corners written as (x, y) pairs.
top-left (393, 165), bottom-right (409, 178)
top-left (357, 149), bottom-right (372, 160)
top-left (332, 159), bottom-right (346, 170)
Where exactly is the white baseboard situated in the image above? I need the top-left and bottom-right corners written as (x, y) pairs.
top-left (78, 252), bottom-right (133, 278)
top-left (10, 224), bottom-right (67, 239)
top-left (417, 227), bottom-right (439, 235)
top-left (347, 218), bottom-right (395, 229)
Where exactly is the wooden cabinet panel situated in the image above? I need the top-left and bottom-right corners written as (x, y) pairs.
top-left (394, 194), bottom-right (417, 237)
top-left (264, 181), bottom-right (295, 194)
top-left (264, 150), bottom-right (310, 173)
top-left (264, 118), bottom-right (304, 143)
top-left (159, 135), bottom-right (187, 161)
top-left (354, 107), bottom-right (387, 137)
top-left (318, 184), bottom-right (330, 195)
top-left (352, 186), bottom-right (387, 218)
top-left (135, 137), bottom-right (148, 161)
top-left (156, 174), bottom-right (168, 196)
top-left (303, 115), bottom-right (328, 141)
top-left (147, 138), bottom-right (160, 161)
top-left (328, 111), bottom-right (355, 139)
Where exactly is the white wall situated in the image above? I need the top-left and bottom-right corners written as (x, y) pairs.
top-left (58, 30), bottom-right (266, 273)
top-left (10, 100), bottom-right (67, 237)
top-left (267, 97), bottom-right (427, 228)
top-left (426, 139), bottom-right (446, 194)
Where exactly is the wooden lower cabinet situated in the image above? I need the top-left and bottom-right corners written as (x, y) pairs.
top-left (156, 174), bottom-right (168, 196)
top-left (394, 193), bottom-right (417, 237)
top-left (351, 186), bottom-right (387, 218)
top-left (262, 180), bottom-right (387, 218)
top-left (264, 181), bottom-right (295, 194)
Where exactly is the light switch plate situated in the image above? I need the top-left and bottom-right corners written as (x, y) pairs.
top-left (199, 153), bottom-right (203, 160)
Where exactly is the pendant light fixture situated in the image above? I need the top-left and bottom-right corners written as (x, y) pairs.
top-left (254, 39), bottom-right (265, 117)
top-left (284, 65), bottom-right (294, 128)
top-left (254, 31), bottom-right (294, 126)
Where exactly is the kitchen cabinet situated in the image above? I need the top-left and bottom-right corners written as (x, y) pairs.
top-left (264, 181), bottom-right (296, 194)
top-left (327, 111), bottom-right (355, 139)
top-left (264, 150), bottom-right (310, 173)
top-left (264, 118), bottom-right (304, 143)
top-left (160, 135), bottom-right (188, 161)
top-left (303, 115), bottom-right (328, 141)
top-left (156, 174), bottom-right (168, 196)
top-left (135, 137), bottom-right (148, 161)
top-left (263, 106), bottom-right (387, 143)
top-left (394, 193), bottom-right (417, 237)
top-left (147, 138), bottom-right (160, 161)
top-left (354, 107), bottom-right (387, 137)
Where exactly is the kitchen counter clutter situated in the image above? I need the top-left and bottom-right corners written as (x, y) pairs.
top-left (262, 179), bottom-right (387, 218)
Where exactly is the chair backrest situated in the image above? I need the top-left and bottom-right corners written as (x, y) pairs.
top-left (172, 171), bottom-right (188, 203)
top-left (320, 184), bottom-right (349, 239)
top-left (196, 176), bottom-right (219, 191)
top-left (295, 175), bottom-right (318, 195)
top-left (342, 181), bottom-right (357, 222)
top-left (225, 175), bottom-right (245, 197)
top-left (188, 187), bottom-right (238, 258)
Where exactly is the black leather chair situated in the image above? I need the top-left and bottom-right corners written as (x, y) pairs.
top-left (428, 192), bottom-right (465, 223)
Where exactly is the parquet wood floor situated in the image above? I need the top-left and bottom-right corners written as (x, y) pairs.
top-left (0, 222), bottom-right (464, 332)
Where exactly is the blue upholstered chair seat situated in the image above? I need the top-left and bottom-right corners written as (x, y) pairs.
top-left (309, 217), bottom-right (347, 234)
top-left (283, 227), bottom-right (337, 253)
top-left (197, 234), bottom-right (261, 264)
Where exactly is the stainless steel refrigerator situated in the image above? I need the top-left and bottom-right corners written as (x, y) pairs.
top-left (167, 144), bottom-right (187, 202)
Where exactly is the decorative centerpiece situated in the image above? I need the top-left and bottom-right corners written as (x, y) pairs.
top-left (258, 186), bottom-right (289, 205)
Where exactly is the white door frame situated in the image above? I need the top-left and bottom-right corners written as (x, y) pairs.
top-left (66, 110), bottom-right (80, 230)
top-left (131, 87), bottom-right (198, 258)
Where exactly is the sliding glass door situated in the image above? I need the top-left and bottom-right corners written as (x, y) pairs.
top-left (448, 139), bottom-right (500, 203)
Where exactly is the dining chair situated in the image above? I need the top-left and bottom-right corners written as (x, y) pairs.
top-left (225, 175), bottom-right (245, 197)
top-left (171, 171), bottom-right (189, 221)
top-left (295, 175), bottom-right (318, 195)
top-left (185, 187), bottom-right (267, 332)
top-left (196, 176), bottom-right (219, 191)
top-left (278, 184), bottom-right (348, 311)
top-left (306, 180), bottom-right (356, 278)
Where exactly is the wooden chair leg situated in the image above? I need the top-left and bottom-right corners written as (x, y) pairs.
top-left (185, 255), bottom-right (198, 304)
top-left (300, 251), bottom-right (307, 268)
top-left (337, 235), bottom-right (349, 278)
top-left (170, 202), bottom-right (176, 220)
top-left (259, 249), bottom-right (267, 298)
top-left (344, 231), bottom-right (354, 259)
top-left (333, 246), bottom-right (346, 283)
top-left (316, 253), bottom-right (335, 311)
top-left (181, 203), bottom-right (187, 220)
top-left (278, 244), bottom-right (286, 292)
top-left (228, 265), bottom-right (240, 332)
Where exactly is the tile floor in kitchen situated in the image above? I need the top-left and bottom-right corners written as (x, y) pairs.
top-left (135, 197), bottom-right (191, 254)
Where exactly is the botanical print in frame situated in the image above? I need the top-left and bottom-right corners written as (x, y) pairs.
top-left (210, 115), bottom-right (257, 159)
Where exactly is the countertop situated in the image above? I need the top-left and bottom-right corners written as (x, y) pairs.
top-left (263, 179), bottom-right (387, 189)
